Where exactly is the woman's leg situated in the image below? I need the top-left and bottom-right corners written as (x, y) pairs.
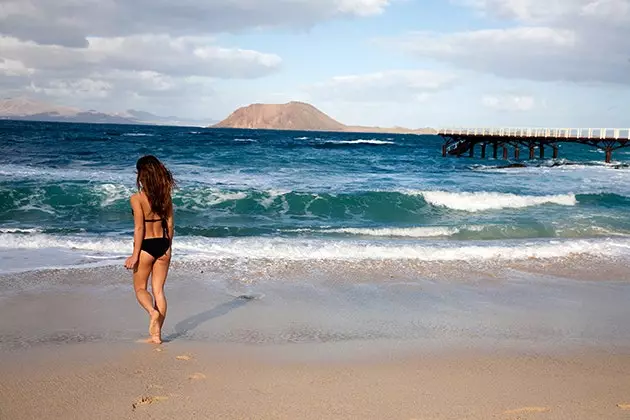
top-left (150, 250), bottom-right (171, 341)
top-left (133, 251), bottom-right (160, 342)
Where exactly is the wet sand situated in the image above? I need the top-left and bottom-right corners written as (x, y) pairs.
top-left (1, 260), bottom-right (630, 419)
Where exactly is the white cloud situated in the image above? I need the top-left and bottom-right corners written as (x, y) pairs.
top-left (0, 0), bottom-right (393, 118)
top-left (28, 78), bottom-right (113, 99)
top-left (308, 70), bottom-right (456, 102)
top-left (481, 94), bottom-right (535, 111)
top-left (0, 0), bottom-right (393, 47)
top-left (0, 58), bottom-right (34, 76)
top-left (337, 0), bottom-right (391, 15)
top-left (0, 35), bottom-right (281, 79)
top-left (0, 34), bottom-right (281, 113)
top-left (462, 0), bottom-right (630, 25)
top-left (386, 0), bottom-right (630, 84)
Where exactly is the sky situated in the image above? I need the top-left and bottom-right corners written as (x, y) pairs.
top-left (1, 0), bottom-right (629, 128)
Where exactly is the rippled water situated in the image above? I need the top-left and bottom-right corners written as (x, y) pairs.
top-left (2, 120), bottom-right (630, 273)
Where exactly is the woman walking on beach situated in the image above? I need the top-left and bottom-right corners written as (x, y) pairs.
top-left (124, 155), bottom-right (175, 344)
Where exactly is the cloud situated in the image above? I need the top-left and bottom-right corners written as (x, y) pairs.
top-left (0, 58), bottom-right (34, 76)
top-left (0, 35), bottom-right (281, 79)
top-left (465, 0), bottom-right (630, 25)
top-left (481, 94), bottom-right (535, 111)
top-left (0, 0), bottom-right (392, 47)
top-left (0, 0), bottom-right (393, 118)
top-left (385, 0), bottom-right (630, 84)
top-left (308, 70), bottom-right (457, 102)
top-left (0, 34), bottom-right (280, 112)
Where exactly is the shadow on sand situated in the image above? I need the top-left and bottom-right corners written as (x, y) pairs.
top-left (163, 298), bottom-right (251, 342)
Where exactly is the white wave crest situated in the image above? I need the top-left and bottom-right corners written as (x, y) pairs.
top-left (0, 234), bottom-right (131, 254)
top-left (325, 139), bottom-right (395, 145)
top-left (291, 227), bottom-right (460, 238)
top-left (294, 136), bottom-right (309, 140)
top-left (121, 133), bottom-right (154, 137)
top-left (2, 234), bottom-right (628, 264)
top-left (416, 191), bottom-right (577, 212)
top-left (0, 228), bottom-right (42, 234)
top-left (93, 184), bottom-right (134, 206)
top-left (0, 164), bottom-right (128, 183)
top-left (177, 189), bottom-right (249, 208)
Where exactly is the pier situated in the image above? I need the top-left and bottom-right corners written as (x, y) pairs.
top-left (438, 128), bottom-right (630, 163)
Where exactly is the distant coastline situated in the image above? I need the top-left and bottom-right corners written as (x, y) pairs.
top-left (0, 97), bottom-right (216, 127)
top-left (0, 97), bottom-right (436, 133)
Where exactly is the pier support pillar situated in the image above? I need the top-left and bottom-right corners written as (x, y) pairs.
top-left (442, 144), bottom-right (447, 157)
top-left (493, 142), bottom-right (498, 159)
top-left (481, 143), bottom-right (486, 159)
top-left (606, 148), bottom-right (612, 163)
top-left (529, 145), bottom-right (535, 160)
top-left (502, 146), bottom-right (508, 160)
top-left (469, 143), bottom-right (474, 158)
top-left (552, 146), bottom-right (558, 159)
top-left (539, 142), bottom-right (545, 159)
top-left (514, 146), bottom-right (520, 160)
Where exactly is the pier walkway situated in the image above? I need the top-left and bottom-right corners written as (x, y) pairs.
top-left (437, 128), bottom-right (630, 163)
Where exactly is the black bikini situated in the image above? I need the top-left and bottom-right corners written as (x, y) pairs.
top-left (133, 210), bottom-right (171, 259)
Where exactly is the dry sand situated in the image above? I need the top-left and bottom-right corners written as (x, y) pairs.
top-left (1, 342), bottom-right (630, 420)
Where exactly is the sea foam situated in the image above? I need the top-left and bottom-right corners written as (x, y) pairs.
top-left (416, 191), bottom-right (577, 212)
top-left (2, 233), bottom-right (628, 265)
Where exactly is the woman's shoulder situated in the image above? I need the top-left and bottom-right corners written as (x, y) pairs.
top-left (130, 192), bottom-right (148, 207)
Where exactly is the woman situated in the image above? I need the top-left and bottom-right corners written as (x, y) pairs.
top-left (124, 155), bottom-right (175, 344)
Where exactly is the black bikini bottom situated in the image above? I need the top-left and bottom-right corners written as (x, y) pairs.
top-left (141, 237), bottom-right (170, 259)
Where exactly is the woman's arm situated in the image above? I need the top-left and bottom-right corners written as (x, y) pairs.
top-left (167, 201), bottom-right (174, 242)
top-left (125, 195), bottom-right (145, 270)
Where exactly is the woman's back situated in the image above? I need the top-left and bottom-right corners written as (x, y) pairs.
top-left (135, 191), bottom-right (169, 239)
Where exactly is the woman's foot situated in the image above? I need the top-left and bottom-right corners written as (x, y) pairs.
top-left (149, 333), bottom-right (162, 344)
top-left (149, 310), bottom-right (161, 344)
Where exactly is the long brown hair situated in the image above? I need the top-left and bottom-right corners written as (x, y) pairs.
top-left (136, 155), bottom-right (175, 218)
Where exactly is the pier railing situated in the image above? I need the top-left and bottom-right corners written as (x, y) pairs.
top-left (437, 128), bottom-right (630, 140)
top-left (437, 128), bottom-right (630, 163)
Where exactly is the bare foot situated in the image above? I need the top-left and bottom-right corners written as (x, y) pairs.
top-left (149, 310), bottom-right (162, 344)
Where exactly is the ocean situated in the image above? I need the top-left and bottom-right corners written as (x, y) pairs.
top-left (2, 120), bottom-right (630, 274)
top-left (3, 119), bottom-right (630, 351)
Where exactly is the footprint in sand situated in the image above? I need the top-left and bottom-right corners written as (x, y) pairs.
top-left (188, 372), bottom-right (206, 380)
top-left (131, 396), bottom-right (168, 411)
top-left (617, 403), bottom-right (630, 410)
top-left (503, 406), bottom-right (550, 415)
top-left (176, 355), bottom-right (192, 361)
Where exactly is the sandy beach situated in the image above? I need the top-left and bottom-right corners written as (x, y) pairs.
top-left (2, 341), bottom-right (630, 420)
top-left (1, 260), bottom-right (630, 419)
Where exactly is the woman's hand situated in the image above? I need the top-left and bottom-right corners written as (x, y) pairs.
top-left (124, 255), bottom-right (139, 271)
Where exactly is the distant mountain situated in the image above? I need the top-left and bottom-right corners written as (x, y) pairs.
top-left (121, 109), bottom-right (217, 127)
top-left (213, 101), bottom-right (436, 134)
top-left (0, 97), bottom-right (215, 127)
top-left (214, 101), bottom-right (346, 131)
top-left (0, 97), bottom-right (79, 117)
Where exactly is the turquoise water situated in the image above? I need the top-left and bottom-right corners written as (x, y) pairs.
top-left (2, 120), bottom-right (630, 272)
